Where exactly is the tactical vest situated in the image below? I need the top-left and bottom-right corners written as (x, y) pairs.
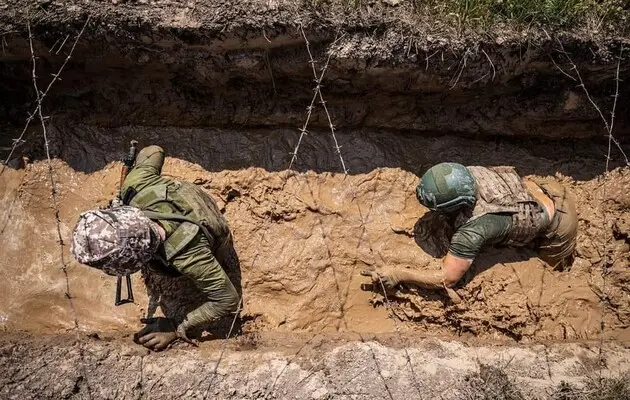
top-left (465, 166), bottom-right (548, 246)
top-left (125, 181), bottom-right (229, 276)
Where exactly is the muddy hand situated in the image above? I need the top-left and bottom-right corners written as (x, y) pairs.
top-left (360, 267), bottom-right (401, 290)
top-left (136, 330), bottom-right (177, 351)
top-left (134, 317), bottom-right (177, 351)
top-left (176, 324), bottom-right (198, 347)
top-left (134, 317), bottom-right (195, 351)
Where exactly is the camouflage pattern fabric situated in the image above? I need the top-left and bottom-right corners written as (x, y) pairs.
top-left (120, 145), bottom-right (241, 332)
top-left (71, 206), bottom-right (160, 276)
top-left (467, 166), bottom-right (548, 246)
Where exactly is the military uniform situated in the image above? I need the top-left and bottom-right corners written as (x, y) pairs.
top-left (120, 145), bottom-right (239, 332)
top-left (448, 166), bottom-right (577, 269)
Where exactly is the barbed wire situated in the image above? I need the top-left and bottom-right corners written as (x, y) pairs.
top-left (555, 40), bottom-right (628, 167)
top-left (553, 40), bottom-right (626, 371)
top-left (357, 332), bottom-right (396, 400)
top-left (289, 26), bottom-right (347, 173)
top-left (352, 171), bottom-right (424, 399)
top-left (202, 201), bottom-right (277, 400)
top-left (27, 18), bottom-right (93, 398)
top-left (299, 25), bottom-right (348, 175)
top-left (294, 31), bottom-right (421, 396)
top-left (265, 28), bottom-right (354, 397)
top-left (375, 275), bottom-right (424, 399)
top-left (2, 17), bottom-right (90, 174)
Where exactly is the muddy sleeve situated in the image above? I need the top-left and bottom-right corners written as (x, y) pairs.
top-left (120, 145), bottom-right (166, 199)
top-left (133, 145), bottom-right (165, 175)
top-left (448, 214), bottom-right (513, 260)
top-left (171, 233), bottom-right (240, 331)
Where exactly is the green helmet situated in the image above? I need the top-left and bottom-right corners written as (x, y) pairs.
top-left (416, 162), bottom-right (476, 212)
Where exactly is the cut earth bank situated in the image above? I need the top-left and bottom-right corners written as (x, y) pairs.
top-left (0, 1), bottom-right (629, 398)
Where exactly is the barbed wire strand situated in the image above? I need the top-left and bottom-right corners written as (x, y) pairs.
top-left (288, 26), bottom-right (344, 172)
top-left (202, 296), bottom-right (244, 399)
top-left (554, 40), bottom-right (626, 373)
top-left (27, 19), bottom-right (93, 398)
top-left (202, 208), bottom-right (275, 400)
top-left (2, 17), bottom-right (91, 174)
top-left (352, 171), bottom-right (423, 399)
top-left (299, 25), bottom-right (348, 175)
top-left (357, 332), bottom-right (396, 400)
top-left (299, 32), bottom-right (424, 393)
top-left (270, 28), bottom-right (354, 397)
top-left (376, 276), bottom-right (424, 399)
top-left (555, 39), bottom-right (628, 167)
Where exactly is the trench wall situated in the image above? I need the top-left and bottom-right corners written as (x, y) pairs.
top-left (0, 0), bottom-right (629, 355)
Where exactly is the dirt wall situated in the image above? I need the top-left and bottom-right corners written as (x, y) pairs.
top-left (1, 0), bottom-right (630, 147)
top-left (2, 332), bottom-right (630, 399)
top-left (1, 2), bottom-right (630, 398)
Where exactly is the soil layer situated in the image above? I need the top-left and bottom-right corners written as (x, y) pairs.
top-left (1, 2), bottom-right (630, 398)
top-left (1, 130), bottom-right (629, 341)
top-left (1, 332), bottom-right (630, 399)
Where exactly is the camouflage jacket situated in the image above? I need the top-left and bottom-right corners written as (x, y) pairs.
top-left (121, 145), bottom-right (239, 332)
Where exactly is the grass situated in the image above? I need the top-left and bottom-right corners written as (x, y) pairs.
top-left (463, 364), bottom-right (527, 400)
top-left (418, 0), bottom-right (630, 31)
top-left (552, 374), bottom-right (630, 400)
top-left (463, 365), bottom-right (630, 400)
top-left (311, 0), bottom-right (630, 34)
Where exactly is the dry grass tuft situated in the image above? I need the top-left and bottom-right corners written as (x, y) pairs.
top-left (552, 374), bottom-right (630, 400)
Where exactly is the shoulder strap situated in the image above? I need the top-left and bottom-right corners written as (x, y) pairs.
top-left (148, 252), bottom-right (183, 277)
top-left (142, 210), bottom-right (214, 247)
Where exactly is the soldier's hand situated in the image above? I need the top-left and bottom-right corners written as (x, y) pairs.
top-left (360, 266), bottom-right (403, 290)
top-left (134, 317), bottom-right (190, 351)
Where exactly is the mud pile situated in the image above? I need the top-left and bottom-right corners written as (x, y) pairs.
top-left (1, 1), bottom-right (630, 398)
top-left (1, 133), bottom-right (629, 341)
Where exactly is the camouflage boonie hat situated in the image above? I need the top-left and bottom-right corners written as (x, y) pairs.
top-left (71, 206), bottom-right (160, 276)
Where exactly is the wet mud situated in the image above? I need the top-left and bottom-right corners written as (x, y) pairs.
top-left (0, 6), bottom-right (629, 393)
top-left (1, 124), bottom-right (629, 342)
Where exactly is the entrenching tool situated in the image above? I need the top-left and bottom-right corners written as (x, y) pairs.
top-left (115, 140), bottom-right (138, 306)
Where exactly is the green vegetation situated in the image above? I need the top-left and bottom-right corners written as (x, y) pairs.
top-left (463, 364), bottom-right (527, 400)
top-left (313, 0), bottom-right (630, 34)
top-left (417, 0), bottom-right (630, 31)
top-left (463, 365), bottom-right (630, 400)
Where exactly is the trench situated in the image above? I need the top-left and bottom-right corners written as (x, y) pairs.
top-left (1, 4), bottom-right (630, 398)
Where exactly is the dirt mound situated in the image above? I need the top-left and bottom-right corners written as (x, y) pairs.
top-left (1, 147), bottom-right (628, 341)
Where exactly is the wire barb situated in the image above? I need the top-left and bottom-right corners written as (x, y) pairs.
top-left (26, 17), bottom-right (93, 399)
top-left (2, 16), bottom-right (91, 172)
top-left (288, 26), bottom-right (348, 174)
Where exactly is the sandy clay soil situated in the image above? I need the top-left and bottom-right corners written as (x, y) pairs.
top-left (0, 1), bottom-right (630, 398)
top-left (1, 125), bottom-right (629, 343)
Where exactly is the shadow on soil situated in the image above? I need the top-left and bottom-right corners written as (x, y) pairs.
top-left (2, 123), bottom-right (628, 181)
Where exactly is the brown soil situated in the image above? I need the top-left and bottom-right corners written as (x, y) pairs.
top-left (1, 1), bottom-right (630, 145)
top-left (1, 137), bottom-right (629, 341)
top-left (2, 331), bottom-right (630, 399)
top-left (1, 2), bottom-right (630, 398)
